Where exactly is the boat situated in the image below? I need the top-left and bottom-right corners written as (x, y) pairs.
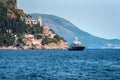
top-left (68, 37), bottom-right (85, 51)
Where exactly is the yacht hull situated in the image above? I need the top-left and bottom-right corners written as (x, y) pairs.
top-left (68, 46), bottom-right (85, 51)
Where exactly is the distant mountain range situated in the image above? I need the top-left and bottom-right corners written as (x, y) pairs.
top-left (31, 13), bottom-right (120, 49)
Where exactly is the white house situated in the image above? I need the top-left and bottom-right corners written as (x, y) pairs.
top-left (25, 16), bottom-right (42, 26)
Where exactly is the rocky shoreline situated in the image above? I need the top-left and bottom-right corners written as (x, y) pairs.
top-left (0, 40), bottom-right (68, 50)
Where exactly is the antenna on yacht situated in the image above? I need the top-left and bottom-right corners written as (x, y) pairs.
top-left (74, 37), bottom-right (82, 44)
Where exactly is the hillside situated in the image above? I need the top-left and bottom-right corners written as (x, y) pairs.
top-left (31, 13), bottom-right (120, 49)
top-left (0, 0), bottom-right (68, 49)
top-left (0, 0), bottom-right (27, 47)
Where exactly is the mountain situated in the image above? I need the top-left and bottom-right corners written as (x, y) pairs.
top-left (30, 13), bottom-right (120, 49)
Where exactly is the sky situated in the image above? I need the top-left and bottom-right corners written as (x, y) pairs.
top-left (17, 0), bottom-right (120, 39)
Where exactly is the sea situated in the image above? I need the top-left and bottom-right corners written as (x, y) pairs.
top-left (0, 49), bottom-right (120, 80)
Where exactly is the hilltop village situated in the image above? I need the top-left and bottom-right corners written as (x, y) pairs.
top-left (22, 16), bottom-right (68, 49)
top-left (0, 0), bottom-right (68, 49)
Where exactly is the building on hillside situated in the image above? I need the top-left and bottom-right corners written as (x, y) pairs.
top-left (24, 34), bottom-right (41, 45)
top-left (42, 25), bottom-right (49, 36)
top-left (42, 25), bottom-right (56, 38)
top-left (24, 34), bottom-right (34, 39)
top-left (24, 38), bottom-right (32, 45)
top-left (25, 16), bottom-right (42, 26)
top-left (37, 16), bottom-right (42, 26)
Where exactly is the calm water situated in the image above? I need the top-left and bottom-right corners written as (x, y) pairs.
top-left (0, 49), bottom-right (120, 80)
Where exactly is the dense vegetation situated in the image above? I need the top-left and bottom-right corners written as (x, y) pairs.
top-left (0, 1), bottom-right (28, 46)
top-left (0, 0), bottom-right (66, 47)
top-left (26, 24), bottom-right (42, 34)
top-left (42, 34), bottom-right (66, 45)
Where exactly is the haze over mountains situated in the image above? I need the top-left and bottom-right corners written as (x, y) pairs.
top-left (31, 13), bottom-right (120, 49)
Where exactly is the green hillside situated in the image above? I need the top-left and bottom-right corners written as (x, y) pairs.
top-left (0, 0), bottom-right (66, 49)
top-left (0, 0), bottom-right (27, 46)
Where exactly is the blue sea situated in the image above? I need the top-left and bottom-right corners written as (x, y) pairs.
top-left (0, 49), bottom-right (120, 80)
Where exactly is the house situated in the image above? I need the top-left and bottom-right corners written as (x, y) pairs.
top-left (24, 34), bottom-right (34, 39)
top-left (43, 25), bottom-right (49, 35)
top-left (24, 38), bottom-right (32, 45)
top-left (42, 25), bottom-right (56, 38)
top-left (25, 16), bottom-right (42, 26)
top-left (24, 34), bottom-right (42, 45)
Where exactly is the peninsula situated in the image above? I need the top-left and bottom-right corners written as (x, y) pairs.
top-left (0, 0), bottom-right (68, 49)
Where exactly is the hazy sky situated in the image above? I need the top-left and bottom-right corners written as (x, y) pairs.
top-left (17, 0), bottom-right (120, 39)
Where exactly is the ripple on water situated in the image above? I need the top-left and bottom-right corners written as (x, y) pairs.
top-left (0, 50), bottom-right (120, 80)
